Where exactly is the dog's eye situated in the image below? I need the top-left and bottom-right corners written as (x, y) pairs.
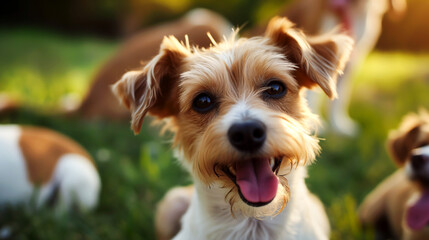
top-left (263, 80), bottom-right (287, 99)
top-left (192, 93), bottom-right (216, 113)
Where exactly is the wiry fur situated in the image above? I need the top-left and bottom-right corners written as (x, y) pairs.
top-left (113, 17), bottom-right (353, 239)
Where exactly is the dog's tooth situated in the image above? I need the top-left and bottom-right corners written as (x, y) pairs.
top-left (270, 158), bottom-right (275, 168)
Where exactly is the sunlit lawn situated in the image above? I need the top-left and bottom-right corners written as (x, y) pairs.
top-left (1, 28), bottom-right (429, 240)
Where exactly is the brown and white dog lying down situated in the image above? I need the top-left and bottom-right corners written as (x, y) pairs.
top-left (113, 16), bottom-right (353, 239)
top-left (359, 111), bottom-right (429, 239)
top-left (0, 125), bottom-right (100, 212)
top-left (76, 8), bottom-right (232, 120)
top-left (279, 0), bottom-right (407, 135)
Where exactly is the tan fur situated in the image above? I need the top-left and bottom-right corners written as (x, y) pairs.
top-left (359, 111), bottom-right (429, 239)
top-left (155, 185), bottom-right (194, 240)
top-left (359, 170), bottom-right (412, 235)
top-left (113, 16), bottom-right (352, 238)
top-left (19, 127), bottom-right (92, 184)
top-left (360, 170), bottom-right (426, 238)
top-left (280, 0), bottom-right (330, 35)
top-left (112, 36), bottom-right (190, 134)
top-left (265, 17), bottom-right (352, 99)
top-left (78, 10), bottom-right (231, 120)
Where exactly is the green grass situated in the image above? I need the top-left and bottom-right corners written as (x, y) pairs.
top-left (1, 28), bottom-right (429, 240)
top-left (0, 28), bottom-right (116, 109)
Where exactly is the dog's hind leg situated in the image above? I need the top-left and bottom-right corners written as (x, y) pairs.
top-left (155, 185), bottom-right (194, 240)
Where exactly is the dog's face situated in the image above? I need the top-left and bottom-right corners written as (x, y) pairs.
top-left (388, 111), bottom-right (429, 188)
top-left (113, 17), bottom-right (352, 217)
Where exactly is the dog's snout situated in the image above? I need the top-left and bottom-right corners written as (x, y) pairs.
top-left (228, 120), bottom-right (266, 152)
top-left (411, 154), bottom-right (429, 170)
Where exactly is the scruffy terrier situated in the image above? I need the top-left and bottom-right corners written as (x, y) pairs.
top-left (113, 17), bottom-right (353, 239)
top-left (359, 111), bottom-right (429, 240)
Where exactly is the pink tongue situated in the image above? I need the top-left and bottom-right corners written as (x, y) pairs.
top-left (235, 158), bottom-right (278, 203)
top-left (406, 191), bottom-right (429, 230)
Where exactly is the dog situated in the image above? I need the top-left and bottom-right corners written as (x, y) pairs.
top-left (0, 125), bottom-right (100, 212)
top-left (278, 0), bottom-right (407, 136)
top-left (76, 8), bottom-right (232, 120)
top-left (359, 110), bottom-right (429, 239)
top-left (112, 16), bottom-right (353, 239)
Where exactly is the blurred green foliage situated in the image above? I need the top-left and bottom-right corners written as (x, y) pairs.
top-left (0, 27), bottom-right (429, 240)
top-left (0, 29), bottom-right (116, 109)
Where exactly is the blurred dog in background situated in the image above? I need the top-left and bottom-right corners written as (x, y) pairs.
top-left (359, 110), bottom-right (429, 239)
top-left (281, 0), bottom-right (407, 135)
top-left (76, 8), bottom-right (232, 120)
top-left (0, 125), bottom-right (100, 213)
top-left (0, 9), bottom-right (232, 121)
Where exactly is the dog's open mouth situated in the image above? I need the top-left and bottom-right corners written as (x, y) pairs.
top-left (221, 157), bottom-right (283, 207)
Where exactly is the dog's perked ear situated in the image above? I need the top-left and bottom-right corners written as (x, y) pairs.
top-left (265, 17), bottom-right (353, 99)
top-left (112, 36), bottom-right (190, 134)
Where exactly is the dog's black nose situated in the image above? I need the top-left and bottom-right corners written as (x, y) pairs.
top-left (411, 154), bottom-right (428, 170)
top-left (228, 120), bottom-right (266, 152)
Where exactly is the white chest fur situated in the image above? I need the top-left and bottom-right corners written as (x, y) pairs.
top-left (174, 167), bottom-right (329, 240)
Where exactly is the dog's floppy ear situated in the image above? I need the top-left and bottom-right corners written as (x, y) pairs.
top-left (112, 36), bottom-right (190, 134)
top-left (388, 125), bottom-right (420, 166)
top-left (265, 17), bottom-right (353, 99)
top-left (387, 113), bottom-right (427, 166)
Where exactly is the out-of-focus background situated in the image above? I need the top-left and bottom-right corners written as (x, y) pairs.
top-left (0, 0), bottom-right (429, 239)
